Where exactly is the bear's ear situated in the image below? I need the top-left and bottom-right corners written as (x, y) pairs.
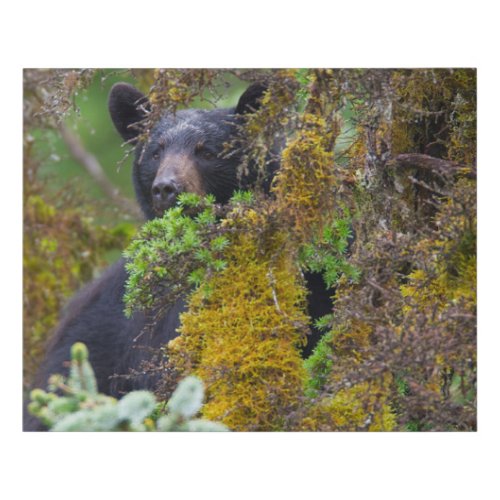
top-left (235, 82), bottom-right (268, 115)
top-left (108, 83), bottom-right (150, 143)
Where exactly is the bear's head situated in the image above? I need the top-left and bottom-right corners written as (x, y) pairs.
top-left (108, 82), bottom-right (268, 219)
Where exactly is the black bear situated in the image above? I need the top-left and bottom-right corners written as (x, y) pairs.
top-left (24, 82), bottom-right (332, 430)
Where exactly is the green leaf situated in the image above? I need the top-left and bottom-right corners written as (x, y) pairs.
top-left (47, 396), bottom-right (80, 416)
top-left (156, 415), bottom-right (178, 432)
top-left (187, 267), bottom-right (206, 287)
top-left (230, 190), bottom-right (254, 204)
top-left (212, 259), bottom-right (227, 272)
top-left (51, 405), bottom-right (120, 432)
top-left (117, 391), bottom-right (156, 426)
top-left (210, 236), bottom-right (230, 252)
top-left (181, 227), bottom-right (201, 250)
top-left (51, 410), bottom-right (93, 432)
top-left (204, 193), bottom-right (216, 204)
top-left (167, 376), bottom-right (204, 419)
top-left (195, 248), bottom-right (212, 263)
top-left (314, 313), bottom-right (334, 332)
top-left (71, 342), bottom-right (88, 363)
top-left (195, 208), bottom-right (216, 226)
top-left (30, 388), bottom-right (51, 405)
top-left (68, 356), bottom-right (98, 395)
top-left (177, 192), bottom-right (201, 208)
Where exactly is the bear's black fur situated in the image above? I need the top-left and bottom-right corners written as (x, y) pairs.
top-left (23, 83), bottom-right (332, 430)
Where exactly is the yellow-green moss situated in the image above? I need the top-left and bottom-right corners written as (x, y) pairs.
top-left (301, 379), bottom-right (396, 432)
top-left (272, 113), bottom-right (338, 241)
top-left (169, 211), bottom-right (309, 431)
top-left (302, 317), bottom-right (396, 431)
top-left (391, 69), bottom-right (476, 164)
top-left (400, 178), bottom-right (476, 310)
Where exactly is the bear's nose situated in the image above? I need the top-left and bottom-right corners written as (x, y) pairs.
top-left (151, 179), bottom-right (179, 208)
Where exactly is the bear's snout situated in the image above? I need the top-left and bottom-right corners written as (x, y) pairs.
top-left (151, 178), bottom-right (180, 212)
top-left (150, 153), bottom-right (205, 214)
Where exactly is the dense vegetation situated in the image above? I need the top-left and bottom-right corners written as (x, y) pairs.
top-left (28, 342), bottom-right (227, 431)
top-left (24, 68), bottom-right (476, 431)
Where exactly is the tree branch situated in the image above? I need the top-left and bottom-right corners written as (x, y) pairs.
top-left (59, 124), bottom-right (143, 219)
top-left (389, 153), bottom-right (476, 179)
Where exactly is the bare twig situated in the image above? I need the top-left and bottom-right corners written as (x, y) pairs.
top-left (267, 268), bottom-right (282, 314)
top-left (59, 124), bottom-right (143, 219)
top-left (389, 153), bottom-right (476, 179)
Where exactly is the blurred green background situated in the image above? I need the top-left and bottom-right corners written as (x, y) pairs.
top-left (32, 70), bottom-right (249, 225)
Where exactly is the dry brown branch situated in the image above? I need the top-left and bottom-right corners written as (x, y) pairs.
top-left (59, 124), bottom-right (143, 219)
top-left (389, 153), bottom-right (476, 178)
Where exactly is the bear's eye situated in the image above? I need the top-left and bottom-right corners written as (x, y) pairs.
top-left (152, 151), bottom-right (161, 161)
top-left (196, 144), bottom-right (216, 161)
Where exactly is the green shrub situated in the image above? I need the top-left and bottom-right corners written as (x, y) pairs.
top-left (28, 342), bottom-right (228, 432)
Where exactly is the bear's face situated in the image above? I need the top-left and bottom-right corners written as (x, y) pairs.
top-left (137, 108), bottom-right (243, 217)
top-left (109, 82), bottom-right (267, 219)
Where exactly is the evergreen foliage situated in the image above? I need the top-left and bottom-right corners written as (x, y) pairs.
top-left (122, 193), bottom-right (224, 317)
top-left (28, 342), bottom-right (228, 432)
